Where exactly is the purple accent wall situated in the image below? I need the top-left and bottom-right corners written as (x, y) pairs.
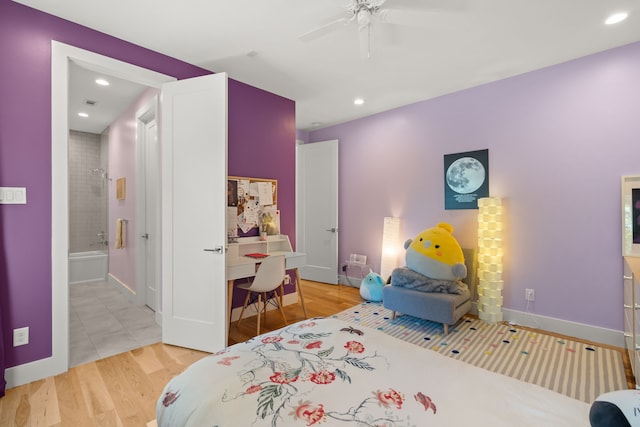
top-left (228, 80), bottom-right (297, 245)
top-left (310, 41), bottom-right (640, 332)
top-left (0, 1), bottom-right (295, 369)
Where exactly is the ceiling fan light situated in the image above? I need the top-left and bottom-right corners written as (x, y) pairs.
top-left (605, 12), bottom-right (628, 25)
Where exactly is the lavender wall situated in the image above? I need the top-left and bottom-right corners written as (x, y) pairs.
top-left (108, 89), bottom-right (159, 290)
top-left (0, 1), bottom-right (295, 369)
top-left (310, 41), bottom-right (640, 332)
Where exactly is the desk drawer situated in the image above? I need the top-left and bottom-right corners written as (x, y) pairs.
top-left (285, 253), bottom-right (307, 269)
top-left (227, 263), bottom-right (256, 280)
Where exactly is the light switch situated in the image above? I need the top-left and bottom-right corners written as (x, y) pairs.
top-left (0, 187), bottom-right (27, 204)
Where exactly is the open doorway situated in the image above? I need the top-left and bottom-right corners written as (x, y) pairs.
top-left (50, 42), bottom-right (176, 377)
top-left (68, 62), bottom-right (162, 367)
top-left (67, 60), bottom-right (164, 366)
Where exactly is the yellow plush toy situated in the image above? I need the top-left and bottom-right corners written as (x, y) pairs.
top-left (404, 222), bottom-right (467, 281)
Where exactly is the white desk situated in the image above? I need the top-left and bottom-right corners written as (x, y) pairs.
top-left (226, 235), bottom-right (307, 332)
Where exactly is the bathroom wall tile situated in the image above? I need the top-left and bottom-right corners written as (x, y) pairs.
top-left (69, 130), bottom-right (107, 253)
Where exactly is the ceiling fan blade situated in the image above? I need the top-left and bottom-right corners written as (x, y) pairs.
top-left (384, 0), bottom-right (468, 11)
top-left (299, 17), bottom-right (350, 42)
top-left (378, 8), bottom-right (451, 27)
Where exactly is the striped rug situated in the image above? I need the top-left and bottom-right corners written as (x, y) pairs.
top-left (334, 301), bottom-right (627, 403)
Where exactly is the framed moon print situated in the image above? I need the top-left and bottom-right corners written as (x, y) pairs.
top-left (444, 149), bottom-right (489, 210)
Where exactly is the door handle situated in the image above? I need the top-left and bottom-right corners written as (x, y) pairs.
top-left (325, 228), bottom-right (338, 233)
top-left (141, 233), bottom-right (149, 239)
top-left (204, 246), bottom-right (224, 254)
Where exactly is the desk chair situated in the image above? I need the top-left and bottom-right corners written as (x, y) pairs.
top-left (236, 255), bottom-right (288, 336)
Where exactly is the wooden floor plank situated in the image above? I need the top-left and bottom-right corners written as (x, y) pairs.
top-left (15, 393), bottom-right (30, 427)
top-left (116, 351), bottom-right (159, 421)
top-left (54, 371), bottom-right (91, 426)
top-left (91, 408), bottom-right (124, 427)
top-left (0, 383), bottom-right (30, 426)
top-left (130, 346), bottom-right (163, 376)
top-left (28, 377), bottom-right (61, 426)
top-left (74, 362), bottom-right (116, 419)
top-left (94, 354), bottom-right (147, 422)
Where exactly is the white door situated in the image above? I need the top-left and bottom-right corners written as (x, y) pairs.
top-left (296, 140), bottom-right (339, 284)
top-left (161, 73), bottom-right (228, 352)
top-left (143, 119), bottom-right (161, 311)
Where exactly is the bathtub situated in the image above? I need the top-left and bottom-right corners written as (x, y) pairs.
top-left (69, 251), bottom-right (108, 284)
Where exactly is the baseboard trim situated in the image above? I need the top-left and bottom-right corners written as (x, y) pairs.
top-left (469, 302), bottom-right (624, 348)
top-left (339, 274), bottom-right (361, 288)
top-left (5, 354), bottom-right (65, 390)
top-left (108, 273), bottom-right (139, 304)
top-left (503, 308), bottom-right (624, 348)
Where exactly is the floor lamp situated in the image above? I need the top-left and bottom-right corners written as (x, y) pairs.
top-left (477, 197), bottom-right (504, 323)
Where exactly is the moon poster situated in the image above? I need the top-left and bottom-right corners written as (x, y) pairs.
top-left (444, 149), bottom-right (489, 210)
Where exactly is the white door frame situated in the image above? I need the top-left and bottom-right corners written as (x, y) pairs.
top-left (5, 41), bottom-right (176, 389)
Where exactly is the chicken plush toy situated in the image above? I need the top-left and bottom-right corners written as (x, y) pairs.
top-left (392, 222), bottom-right (468, 294)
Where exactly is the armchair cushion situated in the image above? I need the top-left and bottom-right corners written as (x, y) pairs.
top-left (383, 285), bottom-right (471, 327)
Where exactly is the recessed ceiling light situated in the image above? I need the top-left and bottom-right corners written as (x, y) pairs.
top-left (95, 78), bottom-right (110, 86)
top-left (354, 98), bottom-right (364, 105)
top-left (78, 112), bottom-right (89, 118)
top-left (605, 12), bottom-right (628, 25)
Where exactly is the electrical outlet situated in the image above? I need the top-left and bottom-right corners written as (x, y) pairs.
top-left (525, 288), bottom-right (535, 302)
top-left (14, 327), bottom-right (29, 347)
top-left (284, 274), bottom-right (291, 285)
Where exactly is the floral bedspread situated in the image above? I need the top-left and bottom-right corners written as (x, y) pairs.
top-left (156, 318), bottom-right (589, 426)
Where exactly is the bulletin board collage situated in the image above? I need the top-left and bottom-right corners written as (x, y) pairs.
top-left (227, 176), bottom-right (279, 242)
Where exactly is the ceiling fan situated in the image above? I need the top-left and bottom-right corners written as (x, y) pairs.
top-left (299, 0), bottom-right (454, 59)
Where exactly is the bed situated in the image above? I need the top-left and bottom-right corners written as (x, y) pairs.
top-left (156, 317), bottom-right (590, 426)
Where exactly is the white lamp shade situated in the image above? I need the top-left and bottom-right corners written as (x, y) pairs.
top-left (380, 217), bottom-right (401, 280)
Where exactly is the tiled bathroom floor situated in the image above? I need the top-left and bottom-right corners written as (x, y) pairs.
top-left (69, 280), bottom-right (162, 367)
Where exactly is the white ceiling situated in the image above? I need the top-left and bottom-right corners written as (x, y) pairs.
top-left (68, 62), bottom-right (149, 134)
top-left (17, 0), bottom-right (640, 132)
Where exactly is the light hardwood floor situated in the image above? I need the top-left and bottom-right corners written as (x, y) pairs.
top-left (0, 281), bottom-right (362, 427)
top-left (1, 280), bottom-right (633, 426)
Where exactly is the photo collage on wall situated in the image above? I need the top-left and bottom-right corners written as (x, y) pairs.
top-left (227, 177), bottom-right (279, 242)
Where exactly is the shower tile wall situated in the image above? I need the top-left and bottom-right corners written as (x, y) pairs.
top-left (69, 130), bottom-right (108, 253)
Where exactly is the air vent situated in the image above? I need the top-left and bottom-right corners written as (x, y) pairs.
top-left (83, 99), bottom-right (98, 106)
